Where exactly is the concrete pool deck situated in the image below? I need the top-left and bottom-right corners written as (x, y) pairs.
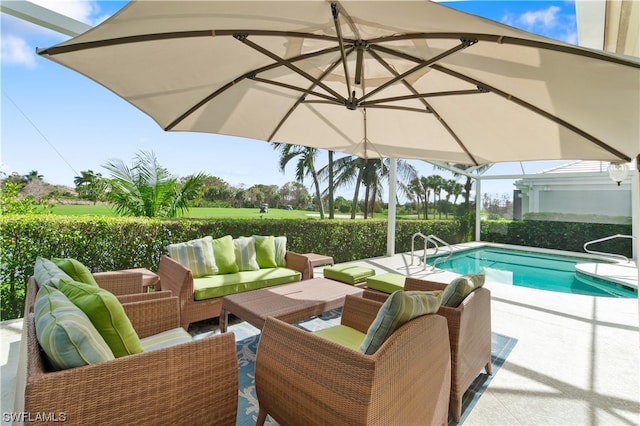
top-left (2, 247), bottom-right (638, 425)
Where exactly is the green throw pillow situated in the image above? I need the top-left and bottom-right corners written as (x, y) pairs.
top-left (253, 235), bottom-right (277, 268)
top-left (166, 236), bottom-right (218, 278)
top-left (34, 285), bottom-right (114, 370)
top-left (52, 257), bottom-right (99, 286)
top-left (274, 236), bottom-right (287, 267)
top-left (211, 235), bottom-right (239, 274)
top-left (442, 274), bottom-right (485, 307)
top-left (233, 237), bottom-right (260, 271)
top-left (58, 278), bottom-right (143, 358)
top-left (359, 290), bottom-right (443, 355)
top-left (34, 257), bottom-right (72, 288)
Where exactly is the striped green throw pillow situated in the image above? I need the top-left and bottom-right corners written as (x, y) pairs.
top-left (34, 257), bottom-right (72, 288)
top-left (359, 290), bottom-right (443, 355)
top-left (274, 236), bottom-right (287, 267)
top-left (233, 237), bottom-right (260, 271)
top-left (166, 236), bottom-right (218, 278)
top-left (442, 274), bottom-right (485, 307)
top-left (59, 278), bottom-right (143, 358)
top-left (34, 285), bottom-right (114, 370)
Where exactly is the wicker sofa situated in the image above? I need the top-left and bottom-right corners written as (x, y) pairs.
top-left (255, 294), bottom-right (452, 426)
top-left (158, 250), bottom-right (312, 329)
top-left (15, 276), bottom-right (239, 425)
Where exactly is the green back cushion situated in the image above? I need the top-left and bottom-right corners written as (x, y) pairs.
top-left (52, 257), bottom-right (99, 286)
top-left (233, 237), bottom-right (260, 271)
top-left (359, 290), bottom-right (443, 355)
top-left (58, 278), bottom-right (143, 357)
top-left (442, 274), bottom-right (485, 307)
top-left (253, 235), bottom-right (277, 268)
top-left (274, 236), bottom-right (287, 267)
top-left (211, 235), bottom-right (239, 274)
top-left (34, 285), bottom-right (114, 370)
top-left (166, 236), bottom-right (218, 278)
top-left (34, 257), bottom-right (72, 288)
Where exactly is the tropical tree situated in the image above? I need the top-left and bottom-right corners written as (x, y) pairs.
top-left (74, 170), bottom-right (107, 204)
top-left (23, 170), bottom-right (43, 182)
top-left (102, 151), bottom-right (204, 218)
top-left (273, 143), bottom-right (325, 218)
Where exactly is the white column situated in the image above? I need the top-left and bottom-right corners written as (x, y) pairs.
top-left (475, 178), bottom-right (481, 241)
top-left (386, 158), bottom-right (397, 256)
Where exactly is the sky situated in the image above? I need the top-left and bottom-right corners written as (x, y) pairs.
top-left (1, 0), bottom-right (580, 201)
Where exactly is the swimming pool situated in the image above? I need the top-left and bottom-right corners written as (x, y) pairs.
top-left (431, 247), bottom-right (636, 298)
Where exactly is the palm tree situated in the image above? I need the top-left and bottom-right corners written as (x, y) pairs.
top-left (441, 179), bottom-right (460, 218)
top-left (102, 150), bottom-right (204, 217)
top-left (74, 170), bottom-right (106, 204)
top-left (407, 177), bottom-right (424, 218)
top-left (273, 143), bottom-right (325, 219)
top-left (23, 170), bottom-right (43, 182)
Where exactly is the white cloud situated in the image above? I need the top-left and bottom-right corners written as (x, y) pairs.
top-left (519, 6), bottom-right (561, 29)
top-left (501, 5), bottom-right (577, 45)
top-left (0, 35), bottom-right (36, 68)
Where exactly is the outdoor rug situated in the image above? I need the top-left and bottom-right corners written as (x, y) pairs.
top-left (189, 311), bottom-right (517, 425)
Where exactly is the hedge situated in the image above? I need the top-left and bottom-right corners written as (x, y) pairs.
top-left (1, 215), bottom-right (632, 321)
top-left (0, 215), bottom-right (463, 320)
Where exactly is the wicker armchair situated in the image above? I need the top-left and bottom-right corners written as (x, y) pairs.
top-left (254, 295), bottom-right (451, 426)
top-left (158, 251), bottom-right (313, 329)
top-left (15, 278), bottom-right (239, 425)
top-left (404, 277), bottom-right (492, 422)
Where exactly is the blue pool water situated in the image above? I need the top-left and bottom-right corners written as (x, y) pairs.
top-left (431, 247), bottom-right (636, 298)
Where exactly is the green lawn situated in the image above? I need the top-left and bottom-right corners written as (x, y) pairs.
top-left (50, 204), bottom-right (334, 219)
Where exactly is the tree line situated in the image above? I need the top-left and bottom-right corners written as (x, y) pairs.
top-left (2, 146), bottom-right (493, 219)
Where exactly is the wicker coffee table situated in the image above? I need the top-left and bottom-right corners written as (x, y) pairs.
top-left (219, 278), bottom-right (364, 332)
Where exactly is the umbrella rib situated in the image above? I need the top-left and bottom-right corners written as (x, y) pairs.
top-left (367, 33), bottom-right (640, 68)
top-left (166, 44), bottom-right (345, 131)
top-left (360, 89), bottom-right (485, 107)
top-left (367, 48), bottom-right (479, 165)
top-left (432, 64), bottom-right (633, 162)
top-left (250, 76), bottom-right (342, 104)
top-left (331, 3), bottom-right (352, 98)
top-left (359, 39), bottom-right (475, 103)
top-left (233, 34), bottom-right (346, 103)
top-left (268, 50), bottom-right (350, 141)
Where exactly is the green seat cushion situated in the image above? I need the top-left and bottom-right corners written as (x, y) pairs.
top-left (58, 278), bottom-right (143, 358)
top-left (324, 264), bottom-right (376, 285)
top-left (359, 290), bottom-right (443, 355)
top-left (313, 325), bottom-right (366, 352)
top-left (212, 235), bottom-right (239, 274)
top-left (442, 274), bottom-right (485, 307)
top-left (166, 236), bottom-right (217, 278)
top-left (140, 327), bottom-right (193, 352)
top-left (233, 236), bottom-right (260, 271)
top-left (34, 257), bottom-right (72, 288)
top-left (52, 258), bottom-right (99, 287)
top-left (366, 273), bottom-right (406, 294)
top-left (253, 235), bottom-right (277, 268)
top-left (34, 285), bottom-right (114, 371)
top-left (193, 268), bottom-right (301, 300)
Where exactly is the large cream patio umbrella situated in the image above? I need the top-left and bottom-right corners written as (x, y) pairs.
top-left (37, 0), bottom-right (639, 166)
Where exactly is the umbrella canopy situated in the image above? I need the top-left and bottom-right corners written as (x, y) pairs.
top-left (38, 0), bottom-right (639, 165)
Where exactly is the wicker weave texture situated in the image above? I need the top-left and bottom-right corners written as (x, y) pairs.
top-left (19, 279), bottom-right (239, 425)
top-left (404, 277), bottom-right (493, 422)
top-left (158, 251), bottom-right (313, 329)
top-left (255, 297), bottom-right (451, 426)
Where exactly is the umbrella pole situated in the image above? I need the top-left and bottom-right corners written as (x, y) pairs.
top-left (387, 158), bottom-right (397, 256)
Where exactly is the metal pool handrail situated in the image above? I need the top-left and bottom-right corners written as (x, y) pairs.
top-left (583, 234), bottom-right (634, 263)
top-left (411, 233), bottom-right (453, 271)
